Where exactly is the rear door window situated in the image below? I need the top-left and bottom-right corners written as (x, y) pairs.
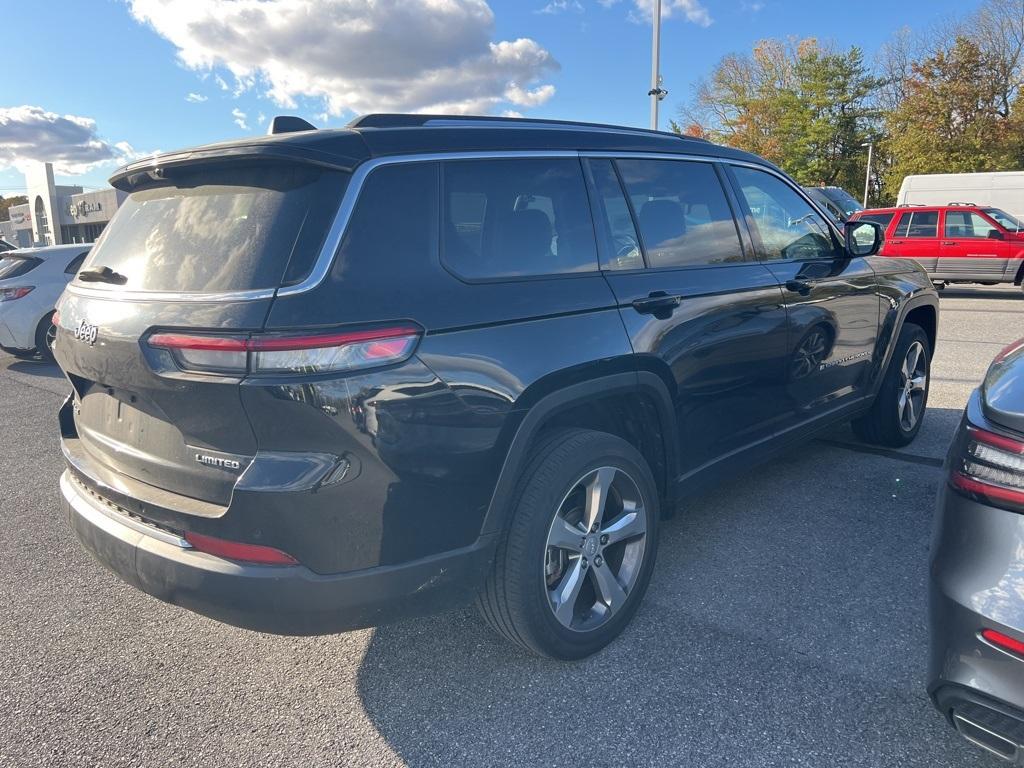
top-left (615, 158), bottom-right (746, 267)
top-left (587, 160), bottom-right (643, 270)
top-left (77, 163), bottom-right (348, 293)
top-left (944, 211), bottom-right (999, 239)
top-left (893, 211), bottom-right (938, 238)
top-left (65, 250), bottom-right (90, 274)
top-left (0, 255), bottom-right (41, 279)
top-left (441, 158), bottom-right (598, 280)
top-left (858, 213), bottom-right (894, 230)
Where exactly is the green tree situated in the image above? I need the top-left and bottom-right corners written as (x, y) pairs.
top-left (679, 39), bottom-right (881, 195)
top-left (882, 35), bottom-right (1024, 195)
top-left (0, 195), bottom-right (27, 221)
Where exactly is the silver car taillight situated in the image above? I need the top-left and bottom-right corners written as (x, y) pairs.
top-left (950, 424), bottom-right (1024, 511)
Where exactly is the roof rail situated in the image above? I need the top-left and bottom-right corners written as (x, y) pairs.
top-left (897, 203), bottom-right (926, 207)
top-left (947, 201), bottom-right (977, 206)
top-left (346, 113), bottom-right (710, 142)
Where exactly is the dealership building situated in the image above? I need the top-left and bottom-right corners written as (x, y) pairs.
top-left (0, 162), bottom-right (125, 248)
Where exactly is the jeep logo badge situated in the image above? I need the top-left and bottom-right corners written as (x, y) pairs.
top-left (74, 320), bottom-right (98, 346)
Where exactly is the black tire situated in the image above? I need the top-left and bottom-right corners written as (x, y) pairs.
top-left (852, 323), bottom-right (930, 447)
top-left (34, 313), bottom-right (56, 363)
top-left (477, 428), bottom-right (659, 660)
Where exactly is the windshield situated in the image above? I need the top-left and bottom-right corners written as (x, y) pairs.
top-left (0, 255), bottom-right (40, 280)
top-left (820, 187), bottom-right (863, 216)
top-left (983, 208), bottom-right (1023, 232)
top-left (78, 162), bottom-right (348, 293)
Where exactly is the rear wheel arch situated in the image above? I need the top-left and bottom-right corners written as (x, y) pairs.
top-left (481, 372), bottom-right (678, 537)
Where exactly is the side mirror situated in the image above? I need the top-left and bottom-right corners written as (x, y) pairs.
top-left (844, 220), bottom-right (883, 257)
top-left (988, 229), bottom-right (1005, 240)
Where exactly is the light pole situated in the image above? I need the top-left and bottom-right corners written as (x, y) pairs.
top-left (648, 0), bottom-right (667, 130)
top-left (862, 141), bottom-right (874, 207)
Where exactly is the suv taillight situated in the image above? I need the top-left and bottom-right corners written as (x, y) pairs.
top-left (147, 325), bottom-right (422, 376)
top-left (949, 424), bottom-right (1024, 512)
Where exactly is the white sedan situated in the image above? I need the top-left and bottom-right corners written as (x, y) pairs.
top-left (0, 244), bottom-right (91, 361)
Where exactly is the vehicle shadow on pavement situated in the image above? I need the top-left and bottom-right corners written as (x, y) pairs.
top-left (355, 408), bottom-right (988, 768)
top-left (6, 359), bottom-right (64, 379)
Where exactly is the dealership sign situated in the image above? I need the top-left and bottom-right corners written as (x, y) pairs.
top-left (68, 200), bottom-right (104, 218)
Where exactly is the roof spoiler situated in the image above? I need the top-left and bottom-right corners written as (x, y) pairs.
top-left (267, 115), bottom-right (317, 135)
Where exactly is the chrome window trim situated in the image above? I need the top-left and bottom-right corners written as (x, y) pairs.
top-left (277, 150), bottom-right (581, 297)
top-left (66, 148), bottom-right (837, 303)
top-left (66, 283), bottom-right (278, 302)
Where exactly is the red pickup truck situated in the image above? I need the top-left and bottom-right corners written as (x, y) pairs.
top-left (850, 203), bottom-right (1024, 289)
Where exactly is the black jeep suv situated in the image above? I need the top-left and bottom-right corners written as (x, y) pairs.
top-left (54, 114), bottom-right (938, 659)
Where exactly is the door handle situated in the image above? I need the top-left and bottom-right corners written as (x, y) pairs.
top-left (631, 292), bottom-right (682, 316)
top-left (889, 240), bottom-right (905, 245)
top-left (941, 241), bottom-right (956, 246)
top-left (785, 278), bottom-right (813, 295)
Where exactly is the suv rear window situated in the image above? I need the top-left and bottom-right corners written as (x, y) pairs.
top-left (78, 163), bottom-right (348, 293)
top-left (0, 255), bottom-right (41, 280)
top-left (441, 158), bottom-right (598, 280)
top-left (893, 211), bottom-right (938, 238)
top-left (857, 212), bottom-right (894, 229)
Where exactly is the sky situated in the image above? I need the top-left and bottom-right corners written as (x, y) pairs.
top-left (0, 0), bottom-right (974, 196)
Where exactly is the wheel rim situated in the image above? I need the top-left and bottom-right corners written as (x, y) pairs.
top-left (897, 340), bottom-right (928, 431)
top-left (543, 466), bottom-right (647, 632)
top-left (44, 321), bottom-right (57, 352)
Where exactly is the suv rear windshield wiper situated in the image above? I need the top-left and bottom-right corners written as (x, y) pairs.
top-left (78, 266), bottom-right (128, 285)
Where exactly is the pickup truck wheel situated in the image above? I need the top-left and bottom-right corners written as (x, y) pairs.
top-left (477, 428), bottom-right (659, 660)
top-left (852, 323), bottom-right (930, 447)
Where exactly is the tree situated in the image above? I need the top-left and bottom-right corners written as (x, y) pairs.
top-left (882, 35), bottom-right (1024, 194)
top-left (0, 195), bottom-right (27, 221)
top-left (679, 38), bottom-right (882, 195)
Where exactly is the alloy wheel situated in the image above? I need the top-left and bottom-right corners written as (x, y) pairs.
top-left (45, 321), bottom-right (57, 352)
top-left (898, 340), bottom-right (927, 431)
top-left (543, 466), bottom-right (647, 632)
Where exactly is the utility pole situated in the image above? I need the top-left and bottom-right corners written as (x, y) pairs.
top-left (648, 0), bottom-right (666, 130)
top-left (862, 142), bottom-right (874, 207)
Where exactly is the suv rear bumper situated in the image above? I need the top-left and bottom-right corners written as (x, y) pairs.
top-left (61, 470), bottom-right (496, 634)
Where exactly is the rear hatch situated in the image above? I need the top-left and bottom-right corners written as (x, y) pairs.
top-left (55, 159), bottom-right (350, 506)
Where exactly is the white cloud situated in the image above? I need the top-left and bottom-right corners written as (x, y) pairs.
top-left (231, 108), bottom-right (249, 130)
top-left (214, 74), bottom-right (229, 91)
top-left (185, 92), bottom-right (207, 103)
top-left (256, 112), bottom-right (267, 125)
top-left (127, 0), bottom-right (559, 116)
top-left (603, 0), bottom-right (712, 26)
top-left (536, 0), bottom-right (583, 13)
top-left (0, 105), bottom-right (140, 175)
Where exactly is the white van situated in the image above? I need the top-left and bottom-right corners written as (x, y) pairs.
top-left (898, 172), bottom-right (1024, 219)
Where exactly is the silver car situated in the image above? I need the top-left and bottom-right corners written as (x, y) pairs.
top-left (930, 338), bottom-right (1024, 762)
top-left (0, 244), bottom-right (90, 361)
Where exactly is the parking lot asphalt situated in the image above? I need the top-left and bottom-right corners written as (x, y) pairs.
top-left (1, 286), bottom-right (1021, 768)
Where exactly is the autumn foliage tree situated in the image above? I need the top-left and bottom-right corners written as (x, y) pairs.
top-left (881, 36), bottom-right (1024, 194)
top-left (679, 38), bottom-right (881, 194)
top-left (676, 0), bottom-right (1024, 205)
